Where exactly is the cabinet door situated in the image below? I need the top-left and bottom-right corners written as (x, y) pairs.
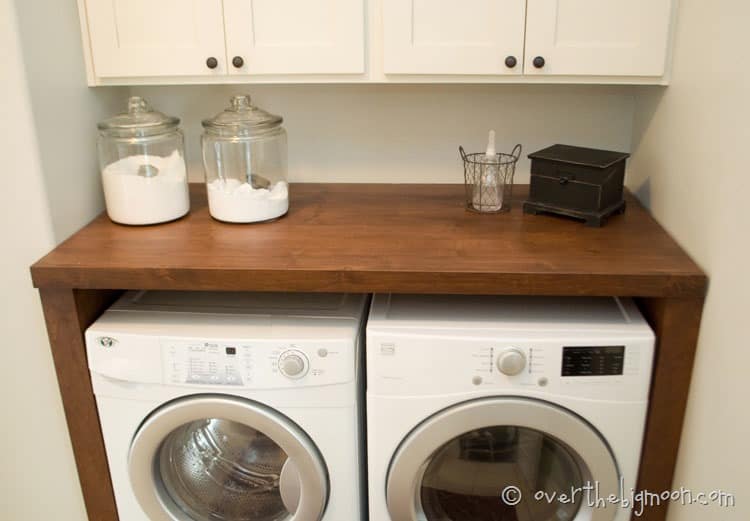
top-left (383, 0), bottom-right (526, 75)
top-left (84, 0), bottom-right (227, 78)
top-left (223, 0), bottom-right (365, 75)
top-left (524, 0), bottom-right (673, 77)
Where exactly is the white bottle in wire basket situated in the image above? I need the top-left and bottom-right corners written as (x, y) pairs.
top-left (472, 130), bottom-right (504, 212)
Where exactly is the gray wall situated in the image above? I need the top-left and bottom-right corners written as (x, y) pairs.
top-left (133, 84), bottom-right (636, 184)
top-left (629, 1), bottom-right (749, 519)
top-left (13, 0), bottom-right (125, 241)
top-left (1, 1), bottom-right (123, 520)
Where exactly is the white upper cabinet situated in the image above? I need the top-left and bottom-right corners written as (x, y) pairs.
top-left (84, 0), bottom-right (227, 78)
top-left (79, 0), bottom-right (676, 84)
top-left (524, 0), bottom-right (674, 77)
top-left (223, 0), bottom-right (365, 75)
top-left (382, 0), bottom-right (527, 75)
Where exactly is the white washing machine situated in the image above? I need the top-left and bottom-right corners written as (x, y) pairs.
top-left (367, 294), bottom-right (655, 521)
top-left (86, 291), bottom-right (368, 521)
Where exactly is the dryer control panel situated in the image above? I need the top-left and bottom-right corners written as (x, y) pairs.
top-left (367, 334), bottom-right (654, 402)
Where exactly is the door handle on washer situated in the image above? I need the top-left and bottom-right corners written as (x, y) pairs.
top-left (280, 459), bottom-right (301, 514)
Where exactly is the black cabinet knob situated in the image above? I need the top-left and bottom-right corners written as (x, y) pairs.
top-left (232, 56), bottom-right (245, 68)
top-left (504, 56), bottom-right (517, 68)
top-left (533, 56), bottom-right (546, 69)
top-left (206, 57), bottom-right (218, 69)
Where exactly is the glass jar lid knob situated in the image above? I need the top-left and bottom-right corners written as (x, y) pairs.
top-left (128, 96), bottom-right (150, 114)
top-left (231, 95), bottom-right (252, 111)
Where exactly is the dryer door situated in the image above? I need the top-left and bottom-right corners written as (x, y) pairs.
top-left (387, 397), bottom-right (619, 521)
top-left (128, 395), bottom-right (328, 521)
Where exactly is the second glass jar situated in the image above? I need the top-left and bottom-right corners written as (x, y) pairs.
top-left (202, 95), bottom-right (289, 223)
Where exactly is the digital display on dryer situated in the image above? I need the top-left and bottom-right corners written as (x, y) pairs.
top-left (562, 346), bottom-right (625, 376)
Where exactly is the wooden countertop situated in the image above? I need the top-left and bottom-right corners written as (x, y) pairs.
top-left (31, 183), bottom-right (706, 297)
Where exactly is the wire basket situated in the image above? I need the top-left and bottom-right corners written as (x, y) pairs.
top-left (460, 144), bottom-right (522, 213)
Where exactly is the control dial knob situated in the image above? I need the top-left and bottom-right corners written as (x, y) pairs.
top-left (497, 348), bottom-right (526, 376)
top-left (278, 350), bottom-right (309, 379)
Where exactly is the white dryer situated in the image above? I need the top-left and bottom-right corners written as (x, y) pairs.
top-left (86, 291), bottom-right (368, 521)
top-left (367, 294), bottom-right (655, 521)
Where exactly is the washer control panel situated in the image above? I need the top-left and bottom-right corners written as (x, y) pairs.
top-left (161, 339), bottom-right (351, 388)
top-left (163, 341), bottom-right (252, 386)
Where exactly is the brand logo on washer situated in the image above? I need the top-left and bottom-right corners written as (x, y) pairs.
top-left (98, 336), bottom-right (117, 348)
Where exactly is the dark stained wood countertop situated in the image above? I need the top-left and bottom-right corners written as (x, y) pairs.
top-left (31, 183), bottom-right (706, 297)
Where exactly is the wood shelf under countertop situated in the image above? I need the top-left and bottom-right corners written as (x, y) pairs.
top-left (31, 183), bottom-right (706, 521)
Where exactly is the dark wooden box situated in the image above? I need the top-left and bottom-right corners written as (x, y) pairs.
top-left (524, 144), bottom-right (630, 227)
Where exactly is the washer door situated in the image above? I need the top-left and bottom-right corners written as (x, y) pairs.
top-left (387, 398), bottom-right (619, 521)
top-left (128, 395), bottom-right (328, 521)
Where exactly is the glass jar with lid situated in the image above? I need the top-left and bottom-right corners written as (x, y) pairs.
top-left (202, 95), bottom-right (288, 223)
top-left (97, 96), bottom-right (189, 225)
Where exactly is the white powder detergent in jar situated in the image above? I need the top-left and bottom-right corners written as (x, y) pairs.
top-left (202, 95), bottom-right (289, 223)
top-left (97, 97), bottom-right (189, 225)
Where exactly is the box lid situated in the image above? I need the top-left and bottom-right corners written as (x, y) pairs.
top-left (528, 144), bottom-right (630, 169)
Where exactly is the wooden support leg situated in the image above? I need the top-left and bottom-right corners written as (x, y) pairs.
top-left (634, 297), bottom-right (705, 521)
top-left (39, 288), bottom-right (121, 521)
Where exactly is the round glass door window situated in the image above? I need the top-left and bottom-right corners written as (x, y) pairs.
top-left (420, 426), bottom-right (583, 521)
top-left (157, 418), bottom-right (290, 521)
